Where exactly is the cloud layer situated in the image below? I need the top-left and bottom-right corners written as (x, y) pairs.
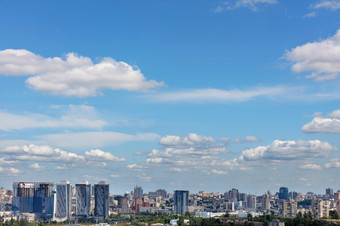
top-left (0, 49), bottom-right (163, 97)
top-left (0, 105), bottom-right (106, 131)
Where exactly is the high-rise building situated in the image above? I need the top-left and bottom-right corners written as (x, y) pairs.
top-left (247, 195), bottom-right (256, 209)
top-left (55, 180), bottom-right (72, 220)
top-left (94, 181), bottom-right (109, 219)
top-left (75, 181), bottom-right (91, 218)
top-left (279, 187), bottom-right (289, 200)
top-left (12, 182), bottom-right (54, 220)
top-left (134, 186), bottom-right (143, 199)
top-left (326, 188), bottom-right (334, 197)
top-left (174, 190), bottom-right (189, 215)
top-left (262, 194), bottom-right (270, 211)
top-left (228, 188), bottom-right (239, 202)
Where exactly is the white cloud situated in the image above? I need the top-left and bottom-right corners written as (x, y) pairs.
top-left (0, 144), bottom-right (126, 170)
top-left (325, 158), bottom-right (340, 168)
top-left (38, 131), bottom-right (159, 149)
top-left (169, 167), bottom-right (183, 172)
top-left (0, 104), bottom-right (106, 131)
top-left (221, 139), bottom-right (336, 171)
top-left (328, 109), bottom-right (340, 118)
top-left (239, 140), bottom-right (336, 162)
top-left (55, 165), bottom-right (68, 170)
top-left (145, 133), bottom-right (228, 172)
top-left (85, 149), bottom-right (127, 162)
top-left (1, 144), bottom-right (85, 162)
top-left (299, 164), bottom-right (322, 170)
top-left (29, 163), bottom-right (44, 170)
top-left (148, 87), bottom-right (288, 103)
top-left (110, 174), bottom-right (120, 178)
top-left (211, 169), bottom-right (227, 175)
top-left (137, 173), bottom-right (151, 182)
top-left (302, 11), bottom-right (317, 18)
top-left (312, 0), bottom-right (340, 10)
top-left (214, 0), bottom-right (277, 12)
top-left (220, 137), bottom-right (231, 144)
top-left (234, 135), bottom-right (261, 143)
top-left (0, 167), bottom-right (3, 172)
top-left (8, 167), bottom-right (21, 174)
top-left (302, 117), bottom-right (340, 133)
top-left (285, 29), bottom-right (340, 81)
top-left (0, 49), bottom-right (163, 97)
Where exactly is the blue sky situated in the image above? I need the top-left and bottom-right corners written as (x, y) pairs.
top-left (1, 0), bottom-right (340, 195)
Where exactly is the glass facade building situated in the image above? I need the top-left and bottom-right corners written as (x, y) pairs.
top-left (94, 181), bottom-right (109, 219)
top-left (75, 181), bottom-right (91, 218)
top-left (174, 190), bottom-right (189, 215)
top-left (55, 180), bottom-right (72, 220)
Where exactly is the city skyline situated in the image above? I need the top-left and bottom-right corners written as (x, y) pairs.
top-left (1, 0), bottom-right (340, 194)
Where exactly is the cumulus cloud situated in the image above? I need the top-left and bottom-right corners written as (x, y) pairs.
top-left (29, 163), bottom-right (44, 170)
top-left (148, 86), bottom-right (288, 103)
top-left (0, 144), bottom-right (126, 169)
top-left (145, 133), bottom-right (228, 170)
top-left (325, 158), bottom-right (340, 168)
top-left (239, 140), bottom-right (336, 161)
top-left (312, 0), bottom-right (340, 10)
top-left (285, 29), bottom-right (340, 81)
top-left (0, 104), bottom-right (106, 131)
top-left (302, 117), bottom-right (340, 133)
top-left (0, 49), bottom-right (163, 97)
top-left (85, 149), bottom-right (127, 162)
top-left (8, 167), bottom-right (21, 174)
top-left (214, 0), bottom-right (277, 12)
top-left (302, 109), bottom-right (340, 133)
top-left (299, 164), bottom-right (322, 170)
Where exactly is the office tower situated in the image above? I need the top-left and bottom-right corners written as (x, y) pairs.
top-left (247, 195), bottom-right (256, 209)
top-left (12, 182), bottom-right (54, 220)
top-left (94, 181), bottom-right (109, 219)
top-left (75, 181), bottom-right (91, 218)
top-left (228, 188), bottom-right (239, 202)
top-left (174, 190), bottom-right (189, 215)
top-left (55, 180), bottom-right (72, 220)
top-left (279, 187), bottom-right (289, 200)
top-left (134, 186), bottom-right (143, 199)
top-left (326, 188), bottom-right (334, 197)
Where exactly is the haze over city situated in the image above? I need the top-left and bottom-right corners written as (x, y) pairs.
top-left (1, 0), bottom-right (340, 195)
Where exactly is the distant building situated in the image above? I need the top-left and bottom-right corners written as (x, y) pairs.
top-left (75, 181), bottom-right (91, 218)
top-left (312, 199), bottom-right (330, 218)
top-left (94, 181), bottom-right (109, 219)
top-left (12, 182), bottom-right (54, 220)
top-left (262, 194), bottom-right (270, 211)
top-left (174, 190), bottom-right (189, 215)
top-left (247, 195), bottom-right (256, 209)
top-left (326, 188), bottom-right (334, 197)
top-left (278, 201), bottom-right (297, 218)
top-left (55, 180), bottom-right (72, 220)
top-left (134, 186), bottom-right (143, 199)
top-left (279, 187), bottom-right (289, 200)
